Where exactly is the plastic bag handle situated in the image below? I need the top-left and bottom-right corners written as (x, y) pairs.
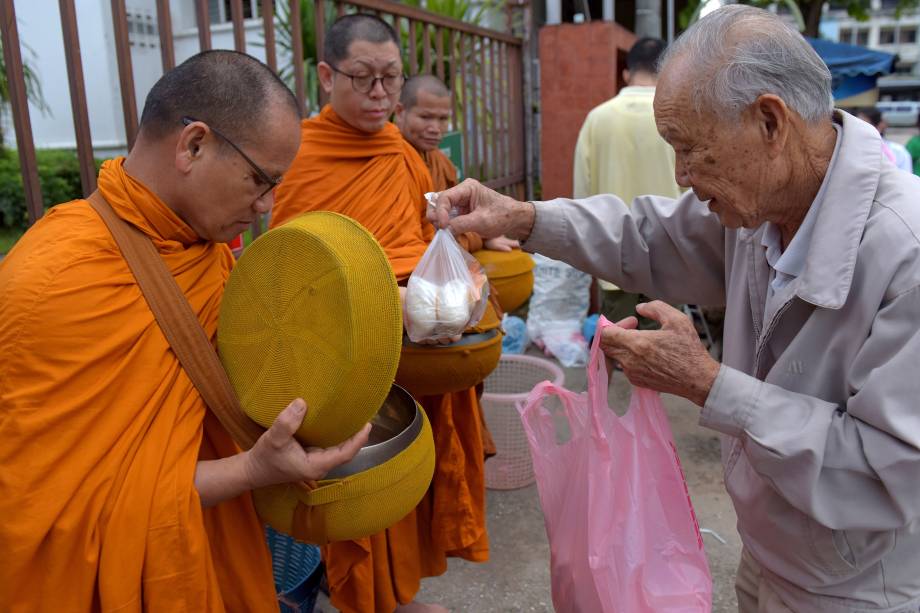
top-left (587, 316), bottom-right (614, 421)
top-left (518, 381), bottom-right (585, 449)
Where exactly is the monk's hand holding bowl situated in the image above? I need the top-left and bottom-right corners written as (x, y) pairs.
top-left (430, 178), bottom-right (536, 242)
top-left (244, 398), bottom-right (371, 489)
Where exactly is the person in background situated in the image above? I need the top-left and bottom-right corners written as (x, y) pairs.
top-left (573, 37), bottom-right (681, 326)
top-left (857, 106), bottom-right (912, 172)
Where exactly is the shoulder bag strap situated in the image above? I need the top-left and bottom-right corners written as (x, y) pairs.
top-left (87, 190), bottom-right (264, 449)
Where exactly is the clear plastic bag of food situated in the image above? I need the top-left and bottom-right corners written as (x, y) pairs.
top-left (404, 202), bottom-right (489, 342)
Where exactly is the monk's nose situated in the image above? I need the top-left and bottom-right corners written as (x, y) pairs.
top-left (255, 190), bottom-right (274, 213)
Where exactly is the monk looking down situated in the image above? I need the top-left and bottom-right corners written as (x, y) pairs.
top-left (271, 15), bottom-right (490, 613)
top-left (395, 74), bottom-right (518, 252)
top-left (0, 51), bottom-right (369, 611)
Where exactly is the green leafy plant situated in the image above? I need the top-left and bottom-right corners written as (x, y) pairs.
top-left (0, 149), bottom-right (102, 231)
top-left (0, 38), bottom-right (51, 148)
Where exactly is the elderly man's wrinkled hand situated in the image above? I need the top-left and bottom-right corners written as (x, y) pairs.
top-left (243, 399), bottom-right (370, 489)
top-left (599, 301), bottom-right (720, 407)
top-left (428, 178), bottom-right (535, 241)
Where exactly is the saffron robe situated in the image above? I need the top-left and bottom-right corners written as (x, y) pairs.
top-left (0, 159), bottom-right (277, 612)
top-left (272, 107), bottom-right (490, 613)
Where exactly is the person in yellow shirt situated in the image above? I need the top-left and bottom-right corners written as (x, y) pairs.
top-left (573, 37), bottom-right (680, 324)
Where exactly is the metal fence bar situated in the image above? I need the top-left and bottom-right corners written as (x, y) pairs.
top-left (0, 0), bottom-right (42, 224)
top-left (489, 37), bottom-right (499, 181)
top-left (314, 0), bottom-right (327, 109)
top-left (459, 34), bottom-right (470, 175)
top-left (111, 0), bottom-right (138, 151)
top-left (408, 20), bottom-right (417, 75)
top-left (345, 0), bottom-right (521, 44)
top-left (156, 0), bottom-right (175, 71)
top-left (59, 0), bottom-right (97, 196)
top-left (509, 45), bottom-right (525, 183)
top-left (262, 0), bottom-right (277, 71)
top-left (423, 24), bottom-right (432, 74)
top-left (501, 42), bottom-right (511, 180)
top-left (448, 28), bottom-right (456, 133)
top-left (478, 36), bottom-right (488, 180)
top-left (230, 0), bottom-right (246, 51)
top-left (470, 36), bottom-right (481, 180)
top-left (435, 26), bottom-right (444, 82)
top-left (290, 0), bottom-right (306, 112)
top-left (195, 0), bottom-right (211, 50)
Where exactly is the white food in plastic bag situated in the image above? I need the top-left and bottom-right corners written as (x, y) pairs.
top-left (405, 277), bottom-right (475, 339)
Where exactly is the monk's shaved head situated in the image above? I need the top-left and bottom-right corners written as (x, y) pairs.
top-left (400, 75), bottom-right (450, 110)
top-left (324, 14), bottom-right (399, 65)
top-left (138, 50), bottom-right (300, 145)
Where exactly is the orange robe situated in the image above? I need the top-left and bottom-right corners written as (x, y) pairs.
top-left (0, 159), bottom-right (277, 612)
top-left (272, 107), bottom-right (489, 613)
top-left (423, 148), bottom-right (459, 192)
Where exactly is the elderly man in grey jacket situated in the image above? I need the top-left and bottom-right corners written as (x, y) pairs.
top-left (432, 6), bottom-right (920, 613)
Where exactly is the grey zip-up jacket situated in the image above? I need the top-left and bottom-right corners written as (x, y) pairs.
top-left (523, 111), bottom-right (920, 612)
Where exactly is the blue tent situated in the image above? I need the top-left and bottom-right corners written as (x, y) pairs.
top-left (806, 37), bottom-right (897, 102)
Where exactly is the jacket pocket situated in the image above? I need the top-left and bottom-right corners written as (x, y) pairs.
top-left (807, 518), bottom-right (858, 576)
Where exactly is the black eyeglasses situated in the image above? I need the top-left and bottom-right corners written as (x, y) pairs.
top-left (329, 65), bottom-right (405, 95)
top-left (181, 116), bottom-right (281, 199)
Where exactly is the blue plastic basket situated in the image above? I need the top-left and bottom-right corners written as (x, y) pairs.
top-left (265, 526), bottom-right (324, 613)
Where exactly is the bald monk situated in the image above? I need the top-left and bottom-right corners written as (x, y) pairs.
top-left (271, 15), bottom-right (490, 613)
top-left (395, 75), bottom-right (518, 253)
top-left (0, 50), bottom-right (369, 612)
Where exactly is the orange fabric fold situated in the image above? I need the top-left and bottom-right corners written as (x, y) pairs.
top-left (272, 109), bottom-right (489, 612)
top-left (322, 389), bottom-right (489, 613)
top-left (423, 148), bottom-right (458, 192)
top-left (0, 158), bottom-right (276, 612)
top-left (271, 106), bottom-right (434, 280)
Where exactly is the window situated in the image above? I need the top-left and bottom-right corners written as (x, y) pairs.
top-left (900, 27), bottom-right (917, 43)
top-left (856, 28), bottom-right (870, 46)
top-left (208, 0), bottom-right (273, 23)
top-left (127, 10), bottom-right (157, 48)
top-left (880, 27), bottom-right (896, 44)
top-left (839, 27), bottom-right (852, 43)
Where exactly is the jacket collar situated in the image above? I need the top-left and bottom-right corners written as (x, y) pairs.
top-left (797, 110), bottom-right (881, 309)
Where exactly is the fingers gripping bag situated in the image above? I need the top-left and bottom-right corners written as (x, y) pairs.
top-left (404, 195), bottom-right (489, 342)
top-left (518, 316), bottom-right (712, 613)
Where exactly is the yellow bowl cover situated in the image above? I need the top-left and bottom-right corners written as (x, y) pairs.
top-left (218, 212), bottom-right (403, 447)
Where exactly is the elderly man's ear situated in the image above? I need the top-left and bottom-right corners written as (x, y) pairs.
top-left (751, 94), bottom-right (790, 156)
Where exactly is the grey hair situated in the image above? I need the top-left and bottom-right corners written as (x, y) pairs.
top-left (660, 4), bottom-right (833, 123)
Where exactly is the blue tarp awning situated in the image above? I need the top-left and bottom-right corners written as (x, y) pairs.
top-left (806, 37), bottom-right (896, 101)
top-left (806, 37), bottom-right (896, 78)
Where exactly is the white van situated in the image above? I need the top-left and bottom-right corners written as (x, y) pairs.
top-left (877, 100), bottom-right (920, 127)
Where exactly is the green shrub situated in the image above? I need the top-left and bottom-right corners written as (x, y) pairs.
top-left (0, 148), bottom-right (103, 229)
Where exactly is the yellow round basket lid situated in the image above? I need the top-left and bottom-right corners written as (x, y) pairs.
top-left (218, 212), bottom-right (403, 448)
top-left (473, 248), bottom-right (535, 279)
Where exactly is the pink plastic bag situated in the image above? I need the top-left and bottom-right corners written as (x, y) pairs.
top-left (519, 316), bottom-right (712, 613)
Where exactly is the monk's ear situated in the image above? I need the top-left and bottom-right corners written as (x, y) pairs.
top-left (175, 122), bottom-right (207, 174)
top-left (394, 102), bottom-right (406, 123)
top-left (318, 61), bottom-right (334, 95)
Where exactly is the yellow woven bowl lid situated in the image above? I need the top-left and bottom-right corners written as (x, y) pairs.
top-left (218, 212), bottom-right (402, 448)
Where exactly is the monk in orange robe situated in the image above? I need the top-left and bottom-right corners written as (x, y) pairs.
top-left (0, 51), bottom-right (367, 612)
top-left (395, 74), bottom-right (520, 253)
top-left (271, 16), bottom-right (491, 613)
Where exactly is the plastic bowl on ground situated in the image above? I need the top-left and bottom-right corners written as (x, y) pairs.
top-left (265, 525), bottom-right (323, 612)
top-left (481, 354), bottom-right (565, 490)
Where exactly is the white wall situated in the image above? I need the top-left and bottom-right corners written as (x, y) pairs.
top-left (7, 0), bottom-right (292, 157)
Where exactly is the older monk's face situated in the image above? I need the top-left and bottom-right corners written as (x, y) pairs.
top-left (654, 68), bottom-right (778, 229)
